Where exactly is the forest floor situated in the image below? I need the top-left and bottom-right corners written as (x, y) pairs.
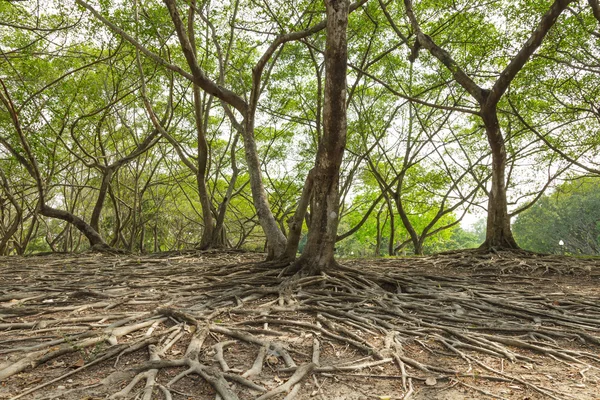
top-left (0, 250), bottom-right (599, 400)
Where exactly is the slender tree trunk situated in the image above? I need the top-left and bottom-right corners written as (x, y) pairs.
top-left (481, 109), bottom-right (519, 249)
top-left (242, 115), bottom-right (287, 259)
top-left (0, 170), bottom-right (22, 255)
top-left (386, 195), bottom-right (395, 256)
top-left (193, 85), bottom-right (215, 250)
top-left (292, 0), bottom-right (349, 274)
top-left (108, 184), bottom-right (122, 248)
top-left (280, 169), bottom-right (314, 261)
top-left (393, 184), bottom-right (423, 255)
top-left (375, 206), bottom-right (382, 257)
top-left (90, 167), bottom-right (114, 232)
top-left (187, 3), bottom-right (215, 250)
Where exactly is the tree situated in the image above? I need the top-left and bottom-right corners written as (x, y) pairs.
top-left (402, 0), bottom-right (574, 250)
top-left (291, 0), bottom-right (349, 273)
top-left (513, 177), bottom-right (600, 255)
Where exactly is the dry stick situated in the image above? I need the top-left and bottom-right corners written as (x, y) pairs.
top-left (256, 363), bottom-right (315, 400)
top-left (279, 358), bottom-right (393, 373)
top-left (468, 355), bottom-right (573, 400)
top-left (392, 344), bottom-right (408, 391)
top-left (312, 335), bottom-right (321, 366)
top-left (222, 372), bottom-right (266, 392)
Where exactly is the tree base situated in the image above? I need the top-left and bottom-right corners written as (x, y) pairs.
top-left (90, 243), bottom-right (129, 254)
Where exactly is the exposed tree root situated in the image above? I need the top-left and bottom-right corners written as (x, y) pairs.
top-left (0, 250), bottom-right (598, 399)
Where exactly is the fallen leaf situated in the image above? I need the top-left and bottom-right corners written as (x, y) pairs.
top-left (72, 358), bottom-right (85, 368)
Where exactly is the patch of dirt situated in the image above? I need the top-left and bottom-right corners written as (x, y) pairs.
top-left (0, 249), bottom-right (599, 399)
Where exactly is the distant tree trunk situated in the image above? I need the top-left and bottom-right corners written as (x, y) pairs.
top-left (292, 0), bottom-right (348, 274)
top-left (375, 205), bottom-right (383, 257)
top-left (386, 195), bottom-right (395, 256)
top-left (481, 108), bottom-right (518, 249)
top-left (211, 133), bottom-right (241, 248)
top-left (186, 3), bottom-right (215, 250)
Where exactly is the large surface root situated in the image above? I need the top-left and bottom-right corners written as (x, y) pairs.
top-left (0, 250), bottom-right (599, 399)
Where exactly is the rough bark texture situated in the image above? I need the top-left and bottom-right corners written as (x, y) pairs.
top-left (293, 0), bottom-right (348, 274)
top-left (480, 110), bottom-right (519, 249)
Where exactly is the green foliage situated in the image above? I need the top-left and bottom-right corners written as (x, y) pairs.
top-left (514, 178), bottom-right (600, 255)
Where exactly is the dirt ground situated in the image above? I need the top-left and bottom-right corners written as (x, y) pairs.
top-left (0, 250), bottom-right (599, 400)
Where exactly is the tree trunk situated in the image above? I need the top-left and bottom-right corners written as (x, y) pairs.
top-left (481, 108), bottom-right (519, 249)
top-left (40, 204), bottom-right (108, 250)
top-left (90, 167), bottom-right (113, 233)
top-left (280, 169), bottom-right (314, 262)
top-left (386, 195), bottom-right (395, 256)
top-left (187, 3), bottom-right (216, 251)
top-left (0, 170), bottom-right (22, 255)
top-left (292, 0), bottom-right (349, 274)
top-left (193, 85), bottom-right (215, 250)
top-left (242, 115), bottom-right (287, 259)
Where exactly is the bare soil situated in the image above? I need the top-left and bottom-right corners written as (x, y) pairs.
top-left (0, 250), bottom-right (599, 400)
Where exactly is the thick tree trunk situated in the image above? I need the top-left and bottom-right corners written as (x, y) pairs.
top-left (40, 204), bottom-right (108, 250)
top-left (292, 0), bottom-right (349, 274)
top-left (481, 109), bottom-right (519, 249)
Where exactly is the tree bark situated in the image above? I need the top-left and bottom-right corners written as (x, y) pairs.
top-left (39, 205), bottom-right (108, 249)
top-left (242, 115), bottom-right (287, 259)
top-left (280, 169), bottom-right (314, 261)
top-left (480, 109), bottom-right (519, 249)
top-left (292, 0), bottom-right (349, 274)
top-left (90, 167), bottom-right (114, 232)
top-left (0, 170), bottom-right (22, 255)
